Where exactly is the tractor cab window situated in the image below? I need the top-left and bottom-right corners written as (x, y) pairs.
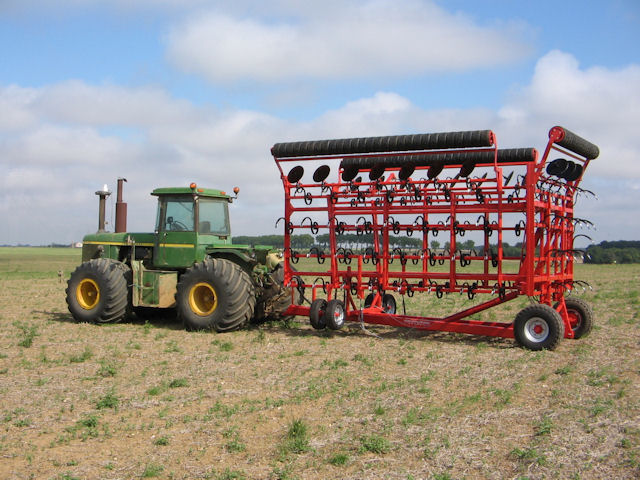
top-left (198, 198), bottom-right (230, 235)
top-left (158, 197), bottom-right (195, 232)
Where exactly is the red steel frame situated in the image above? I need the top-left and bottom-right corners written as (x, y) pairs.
top-left (272, 127), bottom-right (594, 340)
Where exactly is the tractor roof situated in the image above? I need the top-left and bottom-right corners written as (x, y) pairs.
top-left (151, 186), bottom-right (230, 199)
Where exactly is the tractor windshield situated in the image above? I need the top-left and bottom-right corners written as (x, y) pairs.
top-left (198, 198), bottom-right (230, 235)
top-left (157, 197), bottom-right (195, 232)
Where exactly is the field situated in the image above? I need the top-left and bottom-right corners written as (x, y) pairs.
top-left (0, 247), bottom-right (639, 480)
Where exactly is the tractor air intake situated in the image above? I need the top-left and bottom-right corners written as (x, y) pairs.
top-left (95, 184), bottom-right (111, 232)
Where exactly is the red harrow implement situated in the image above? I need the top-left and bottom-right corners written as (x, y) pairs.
top-left (271, 126), bottom-right (599, 350)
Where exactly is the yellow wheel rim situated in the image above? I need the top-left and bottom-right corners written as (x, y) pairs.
top-left (76, 278), bottom-right (100, 310)
top-left (189, 282), bottom-right (217, 316)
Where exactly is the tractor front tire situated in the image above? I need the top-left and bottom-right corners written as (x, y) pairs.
top-left (176, 258), bottom-right (255, 332)
top-left (514, 304), bottom-right (564, 351)
top-left (66, 258), bottom-right (131, 323)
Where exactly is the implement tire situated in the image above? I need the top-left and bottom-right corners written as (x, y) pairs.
top-left (555, 296), bottom-right (594, 339)
top-left (176, 258), bottom-right (255, 332)
top-left (66, 258), bottom-right (130, 323)
top-left (514, 304), bottom-right (564, 351)
top-left (309, 299), bottom-right (327, 330)
top-left (325, 299), bottom-right (346, 330)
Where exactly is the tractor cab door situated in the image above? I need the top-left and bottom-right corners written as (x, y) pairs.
top-left (154, 196), bottom-right (197, 268)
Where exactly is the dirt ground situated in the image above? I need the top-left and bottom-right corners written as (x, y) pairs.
top-left (0, 249), bottom-right (639, 479)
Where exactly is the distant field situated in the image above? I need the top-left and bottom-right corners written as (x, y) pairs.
top-left (0, 247), bottom-right (638, 480)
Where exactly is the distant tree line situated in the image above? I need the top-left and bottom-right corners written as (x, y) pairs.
top-left (585, 241), bottom-right (640, 264)
top-left (233, 234), bottom-right (524, 255)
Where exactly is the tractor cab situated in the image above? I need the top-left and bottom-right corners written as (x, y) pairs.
top-left (151, 184), bottom-right (234, 268)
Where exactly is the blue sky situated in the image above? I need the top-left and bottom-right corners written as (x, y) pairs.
top-left (1, 0), bottom-right (639, 244)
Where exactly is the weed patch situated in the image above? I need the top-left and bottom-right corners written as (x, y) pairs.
top-left (13, 321), bottom-right (38, 348)
top-left (280, 419), bottom-right (310, 455)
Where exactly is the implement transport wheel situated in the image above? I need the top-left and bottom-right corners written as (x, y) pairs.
top-left (309, 299), bottom-right (327, 330)
top-left (66, 258), bottom-right (131, 323)
top-left (364, 293), bottom-right (396, 314)
top-left (556, 296), bottom-right (594, 339)
top-left (382, 293), bottom-right (397, 314)
top-left (364, 293), bottom-right (375, 308)
top-left (514, 304), bottom-right (564, 351)
top-left (325, 299), bottom-right (346, 330)
top-left (176, 258), bottom-right (255, 332)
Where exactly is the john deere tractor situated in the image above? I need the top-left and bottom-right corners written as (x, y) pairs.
top-left (65, 180), bottom-right (296, 331)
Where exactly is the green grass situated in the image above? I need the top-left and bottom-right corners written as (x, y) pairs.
top-left (534, 416), bottom-right (554, 437)
top-left (97, 358), bottom-right (118, 377)
top-left (223, 427), bottom-right (246, 453)
top-left (328, 453), bottom-right (349, 466)
top-left (69, 347), bottom-right (93, 363)
top-left (168, 378), bottom-right (189, 388)
top-left (280, 419), bottom-right (311, 455)
top-left (359, 434), bottom-right (390, 454)
top-left (153, 436), bottom-right (169, 446)
top-left (13, 321), bottom-right (39, 348)
top-left (96, 391), bottom-right (119, 410)
top-left (214, 468), bottom-right (247, 480)
top-left (141, 462), bottom-right (164, 477)
top-left (0, 247), bottom-right (81, 279)
top-left (510, 446), bottom-right (547, 466)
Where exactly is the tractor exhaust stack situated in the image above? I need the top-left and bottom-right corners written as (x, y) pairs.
top-left (115, 177), bottom-right (127, 233)
top-left (95, 184), bottom-right (111, 232)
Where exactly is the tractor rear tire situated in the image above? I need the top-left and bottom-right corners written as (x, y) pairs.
top-left (514, 304), bottom-right (564, 351)
top-left (555, 296), bottom-right (593, 339)
top-left (66, 258), bottom-right (131, 324)
top-left (176, 258), bottom-right (255, 332)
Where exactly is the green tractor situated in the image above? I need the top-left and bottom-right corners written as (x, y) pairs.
top-left (66, 180), bottom-right (296, 331)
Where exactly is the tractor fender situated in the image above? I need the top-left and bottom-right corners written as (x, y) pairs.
top-left (205, 249), bottom-right (256, 274)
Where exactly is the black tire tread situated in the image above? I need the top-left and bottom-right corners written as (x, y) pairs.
top-left (558, 296), bottom-right (594, 339)
top-left (309, 299), bottom-right (327, 330)
top-left (66, 258), bottom-right (130, 323)
top-left (176, 257), bottom-right (255, 332)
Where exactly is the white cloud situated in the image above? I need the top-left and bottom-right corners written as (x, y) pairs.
top-left (35, 81), bottom-right (199, 128)
top-left (0, 85), bottom-right (39, 130)
top-left (2, 50), bottom-right (640, 244)
top-left (166, 0), bottom-right (531, 83)
top-left (496, 50), bottom-right (640, 178)
top-left (3, 125), bottom-right (130, 168)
